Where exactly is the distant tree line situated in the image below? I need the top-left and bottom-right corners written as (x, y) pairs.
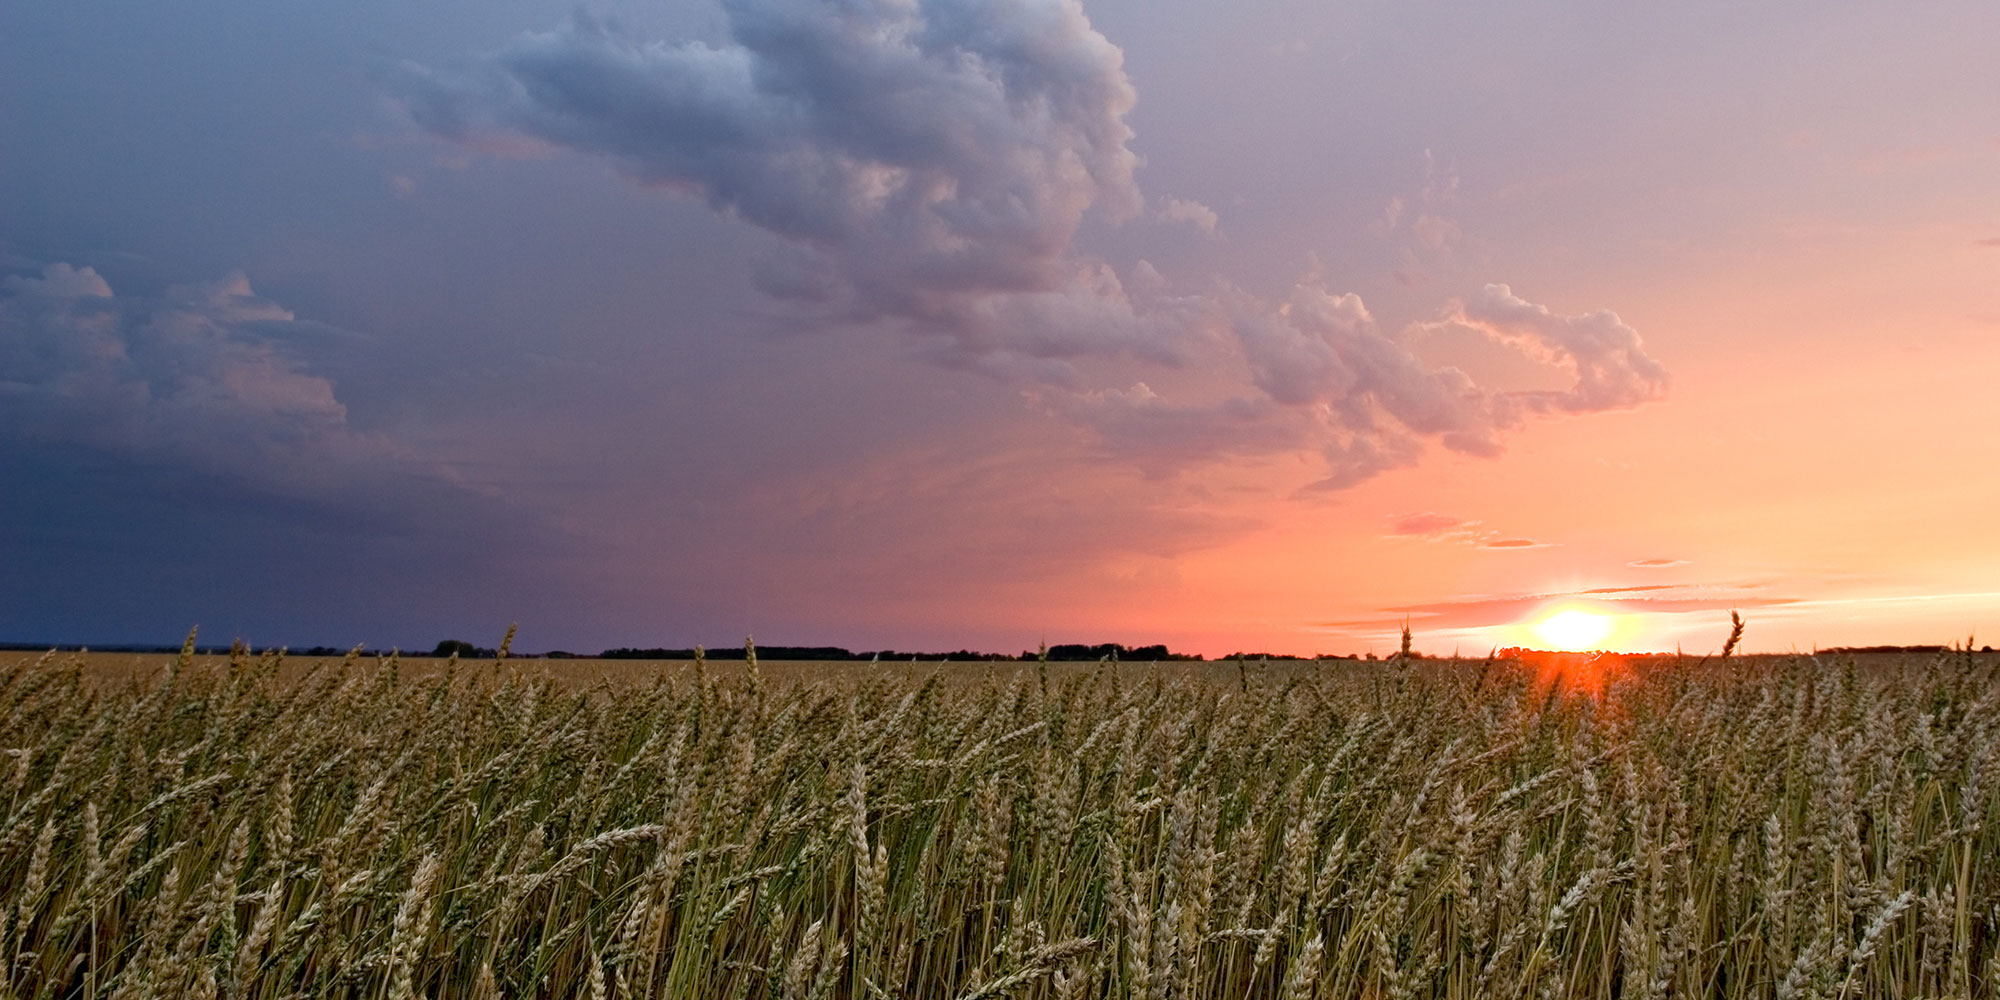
top-left (2, 638), bottom-right (1394, 663)
top-left (596, 643), bottom-right (1207, 662)
top-left (0, 639), bottom-right (1200, 661)
top-left (0, 641), bottom-right (398, 657)
top-left (1222, 651), bottom-right (1365, 662)
top-left (1035, 643), bottom-right (1203, 661)
top-left (15, 628), bottom-right (1998, 664)
top-left (598, 645), bottom-right (1021, 662)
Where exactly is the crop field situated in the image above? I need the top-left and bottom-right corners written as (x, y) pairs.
top-left (2, 643), bottom-right (1997, 999)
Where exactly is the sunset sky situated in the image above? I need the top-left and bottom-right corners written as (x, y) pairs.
top-left (5, 0), bottom-right (1997, 656)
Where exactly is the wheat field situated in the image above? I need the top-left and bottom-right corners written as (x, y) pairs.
top-left (1, 640), bottom-right (1996, 999)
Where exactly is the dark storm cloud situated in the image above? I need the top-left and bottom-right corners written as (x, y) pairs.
top-left (398, 0), bottom-right (1671, 494)
top-left (0, 263), bottom-right (381, 488)
top-left (395, 0), bottom-right (1157, 364)
top-left (0, 261), bottom-right (580, 646)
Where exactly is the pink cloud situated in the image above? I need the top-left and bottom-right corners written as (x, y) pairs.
top-left (1388, 512), bottom-right (1465, 536)
top-left (1320, 585), bottom-right (1798, 631)
top-left (1157, 197), bottom-right (1219, 235)
top-left (1386, 513), bottom-right (1547, 550)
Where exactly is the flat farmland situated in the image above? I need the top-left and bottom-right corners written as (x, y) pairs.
top-left (2, 646), bottom-right (1996, 998)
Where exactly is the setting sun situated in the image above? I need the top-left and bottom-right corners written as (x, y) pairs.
top-left (1533, 608), bottom-right (1616, 651)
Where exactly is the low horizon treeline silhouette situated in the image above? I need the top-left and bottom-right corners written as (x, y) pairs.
top-left (7, 635), bottom-right (1989, 663)
top-left (0, 637), bottom-right (1382, 663)
top-left (592, 641), bottom-right (1215, 662)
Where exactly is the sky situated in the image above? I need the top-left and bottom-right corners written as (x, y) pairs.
top-left (4, 0), bottom-right (1998, 657)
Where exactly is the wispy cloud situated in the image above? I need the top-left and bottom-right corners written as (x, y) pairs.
top-left (1385, 513), bottom-right (1549, 550)
top-left (1630, 557), bottom-right (1689, 568)
top-left (1320, 582), bottom-right (1794, 632)
top-left (1388, 512), bottom-right (1466, 537)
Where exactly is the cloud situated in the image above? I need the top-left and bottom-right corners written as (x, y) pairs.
top-left (0, 263), bottom-right (386, 491)
top-left (396, 1), bottom-right (1147, 358)
top-left (1976, 237), bottom-right (2000, 248)
top-left (3, 262), bottom-right (112, 299)
top-left (0, 259), bottom-right (565, 527)
top-left (1319, 583), bottom-right (1796, 632)
top-left (1157, 196), bottom-right (1219, 235)
top-left (1, 260), bottom-right (589, 644)
top-left (1388, 512), bottom-right (1465, 536)
top-left (1384, 512), bottom-right (1547, 549)
top-left (1630, 557), bottom-right (1689, 568)
top-left (1209, 281), bottom-right (1508, 487)
top-left (919, 258), bottom-right (1209, 374)
top-left (399, 2), bottom-right (1670, 496)
top-left (1450, 283), bottom-right (1670, 413)
top-left (1058, 278), bottom-right (1668, 491)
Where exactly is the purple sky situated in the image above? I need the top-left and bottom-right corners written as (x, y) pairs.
top-left (5, 0), bottom-right (1998, 655)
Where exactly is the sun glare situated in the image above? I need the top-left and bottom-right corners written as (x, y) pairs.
top-left (1533, 608), bottom-right (1615, 651)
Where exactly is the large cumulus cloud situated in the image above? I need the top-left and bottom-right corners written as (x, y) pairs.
top-left (398, 1), bottom-right (1143, 347)
top-left (398, 0), bottom-right (1670, 492)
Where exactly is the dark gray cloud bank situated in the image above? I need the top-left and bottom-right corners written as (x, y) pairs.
top-left (396, 0), bottom-right (1669, 491)
top-left (2, 264), bottom-right (381, 488)
top-left (0, 263), bottom-right (576, 645)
